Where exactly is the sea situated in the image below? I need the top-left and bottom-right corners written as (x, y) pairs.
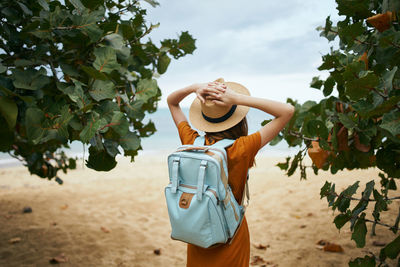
top-left (0, 107), bottom-right (298, 168)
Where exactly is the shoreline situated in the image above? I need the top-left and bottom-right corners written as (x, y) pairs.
top-left (0, 147), bottom-right (297, 169)
top-left (0, 153), bottom-right (398, 266)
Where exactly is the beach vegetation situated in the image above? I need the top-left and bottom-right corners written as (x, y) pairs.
top-left (0, 0), bottom-right (195, 182)
top-left (268, 0), bottom-right (400, 265)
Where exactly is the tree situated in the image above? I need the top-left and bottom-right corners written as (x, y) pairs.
top-left (266, 0), bottom-right (400, 265)
top-left (0, 0), bottom-right (196, 183)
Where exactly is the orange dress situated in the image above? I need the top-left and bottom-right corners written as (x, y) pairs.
top-left (177, 121), bottom-right (261, 267)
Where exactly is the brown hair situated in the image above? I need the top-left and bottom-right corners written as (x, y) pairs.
top-left (205, 117), bottom-right (255, 166)
top-left (205, 117), bottom-right (248, 143)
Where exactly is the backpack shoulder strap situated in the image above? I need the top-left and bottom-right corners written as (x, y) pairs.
top-left (193, 135), bottom-right (205, 146)
top-left (210, 139), bottom-right (235, 149)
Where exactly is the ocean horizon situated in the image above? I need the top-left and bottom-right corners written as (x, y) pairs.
top-left (0, 107), bottom-right (299, 168)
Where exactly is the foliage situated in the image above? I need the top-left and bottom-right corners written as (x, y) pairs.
top-left (0, 0), bottom-right (195, 182)
top-left (265, 0), bottom-right (400, 265)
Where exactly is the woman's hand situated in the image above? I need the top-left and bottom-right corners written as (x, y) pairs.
top-left (205, 82), bottom-right (238, 106)
top-left (194, 82), bottom-right (226, 103)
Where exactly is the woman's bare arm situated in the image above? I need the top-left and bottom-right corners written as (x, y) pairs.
top-left (234, 95), bottom-right (294, 148)
top-left (209, 84), bottom-right (295, 148)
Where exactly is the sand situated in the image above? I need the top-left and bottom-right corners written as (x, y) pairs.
top-left (0, 154), bottom-right (398, 267)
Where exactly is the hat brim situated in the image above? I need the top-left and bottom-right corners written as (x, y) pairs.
top-left (189, 82), bottom-right (250, 133)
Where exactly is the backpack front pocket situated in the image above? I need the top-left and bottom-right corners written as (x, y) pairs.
top-left (165, 185), bottom-right (228, 248)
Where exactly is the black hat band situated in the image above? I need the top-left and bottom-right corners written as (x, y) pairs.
top-left (201, 105), bottom-right (237, 123)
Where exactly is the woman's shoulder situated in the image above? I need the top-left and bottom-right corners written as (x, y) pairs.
top-left (227, 131), bottom-right (261, 159)
top-left (178, 120), bottom-right (200, 145)
top-left (235, 131), bottom-right (261, 150)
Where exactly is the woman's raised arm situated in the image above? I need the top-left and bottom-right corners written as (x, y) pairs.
top-left (209, 84), bottom-right (295, 148)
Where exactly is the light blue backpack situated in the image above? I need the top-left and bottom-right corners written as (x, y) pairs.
top-left (165, 136), bottom-right (249, 248)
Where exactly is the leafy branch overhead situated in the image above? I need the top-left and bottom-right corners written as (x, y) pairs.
top-left (264, 0), bottom-right (400, 265)
top-left (0, 0), bottom-right (196, 181)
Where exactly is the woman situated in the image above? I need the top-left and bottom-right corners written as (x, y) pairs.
top-left (167, 78), bottom-right (295, 267)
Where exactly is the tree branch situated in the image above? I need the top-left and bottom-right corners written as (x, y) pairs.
top-left (329, 191), bottom-right (400, 202)
top-left (49, 61), bottom-right (60, 83)
top-left (364, 218), bottom-right (399, 231)
top-left (288, 130), bottom-right (318, 141)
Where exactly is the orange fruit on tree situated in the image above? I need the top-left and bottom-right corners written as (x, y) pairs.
top-left (337, 125), bottom-right (350, 151)
top-left (367, 11), bottom-right (393, 32)
top-left (359, 51), bottom-right (368, 70)
top-left (307, 140), bottom-right (330, 169)
top-left (353, 132), bottom-right (371, 152)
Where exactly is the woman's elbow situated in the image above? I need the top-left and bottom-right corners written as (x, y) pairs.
top-left (286, 104), bottom-right (295, 117)
top-left (167, 94), bottom-right (175, 106)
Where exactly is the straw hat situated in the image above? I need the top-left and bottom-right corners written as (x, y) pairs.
top-left (189, 78), bottom-right (250, 133)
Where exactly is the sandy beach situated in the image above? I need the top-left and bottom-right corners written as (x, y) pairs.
top-left (0, 154), bottom-right (398, 267)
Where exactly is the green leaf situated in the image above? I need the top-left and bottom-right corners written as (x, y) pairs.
top-left (381, 235), bottom-right (400, 260)
top-left (379, 110), bottom-right (400, 137)
top-left (373, 189), bottom-right (388, 220)
top-left (0, 95), bottom-right (18, 129)
top-left (334, 213), bottom-right (351, 229)
top-left (336, 0), bottom-right (372, 19)
top-left (376, 144), bottom-right (400, 178)
top-left (25, 108), bottom-right (46, 144)
top-left (73, 9), bottom-right (104, 42)
top-left (119, 131), bottom-right (140, 151)
top-left (338, 22), bottom-right (365, 45)
top-left (323, 76), bottom-right (335, 96)
top-left (351, 213), bottom-right (367, 248)
top-left (60, 63), bottom-right (80, 77)
top-left (338, 113), bottom-right (356, 129)
top-left (38, 0), bottom-right (50, 11)
top-left (269, 134), bottom-right (283, 146)
top-left (109, 111), bottom-right (129, 137)
top-left (157, 53), bottom-right (171, 74)
top-left (0, 62), bottom-right (6, 73)
top-left (318, 54), bottom-right (340, 71)
top-left (12, 68), bottom-right (51, 90)
top-left (64, 82), bottom-right (92, 110)
top-left (97, 101), bottom-right (120, 122)
top-left (135, 78), bottom-right (158, 103)
top-left (89, 80), bottom-right (116, 101)
top-left (351, 181), bottom-right (375, 223)
top-left (310, 76), bottom-right (323, 89)
top-left (305, 120), bottom-right (329, 139)
top-left (86, 145), bottom-right (117, 171)
top-left (54, 105), bottom-right (73, 139)
top-left (345, 72), bottom-right (379, 101)
top-left (276, 156), bottom-right (290, 170)
top-left (93, 47), bottom-right (121, 74)
top-left (178, 31), bottom-right (196, 55)
top-left (69, 0), bottom-right (86, 13)
top-left (336, 181), bottom-right (359, 212)
top-left (81, 65), bottom-right (108, 80)
top-left (349, 255), bottom-right (376, 267)
top-left (17, 2), bottom-right (33, 16)
top-left (79, 118), bottom-right (107, 143)
top-left (103, 139), bottom-right (120, 157)
top-left (381, 66), bottom-right (398, 92)
top-left (287, 151), bottom-right (301, 176)
top-left (105, 33), bottom-right (124, 50)
top-left (14, 59), bottom-right (35, 67)
top-left (320, 181), bottom-right (333, 198)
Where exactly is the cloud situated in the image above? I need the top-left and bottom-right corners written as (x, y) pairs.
top-left (141, 0), bottom-right (340, 107)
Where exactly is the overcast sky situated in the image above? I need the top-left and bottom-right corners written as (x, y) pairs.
top-left (142, 0), bottom-right (341, 107)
